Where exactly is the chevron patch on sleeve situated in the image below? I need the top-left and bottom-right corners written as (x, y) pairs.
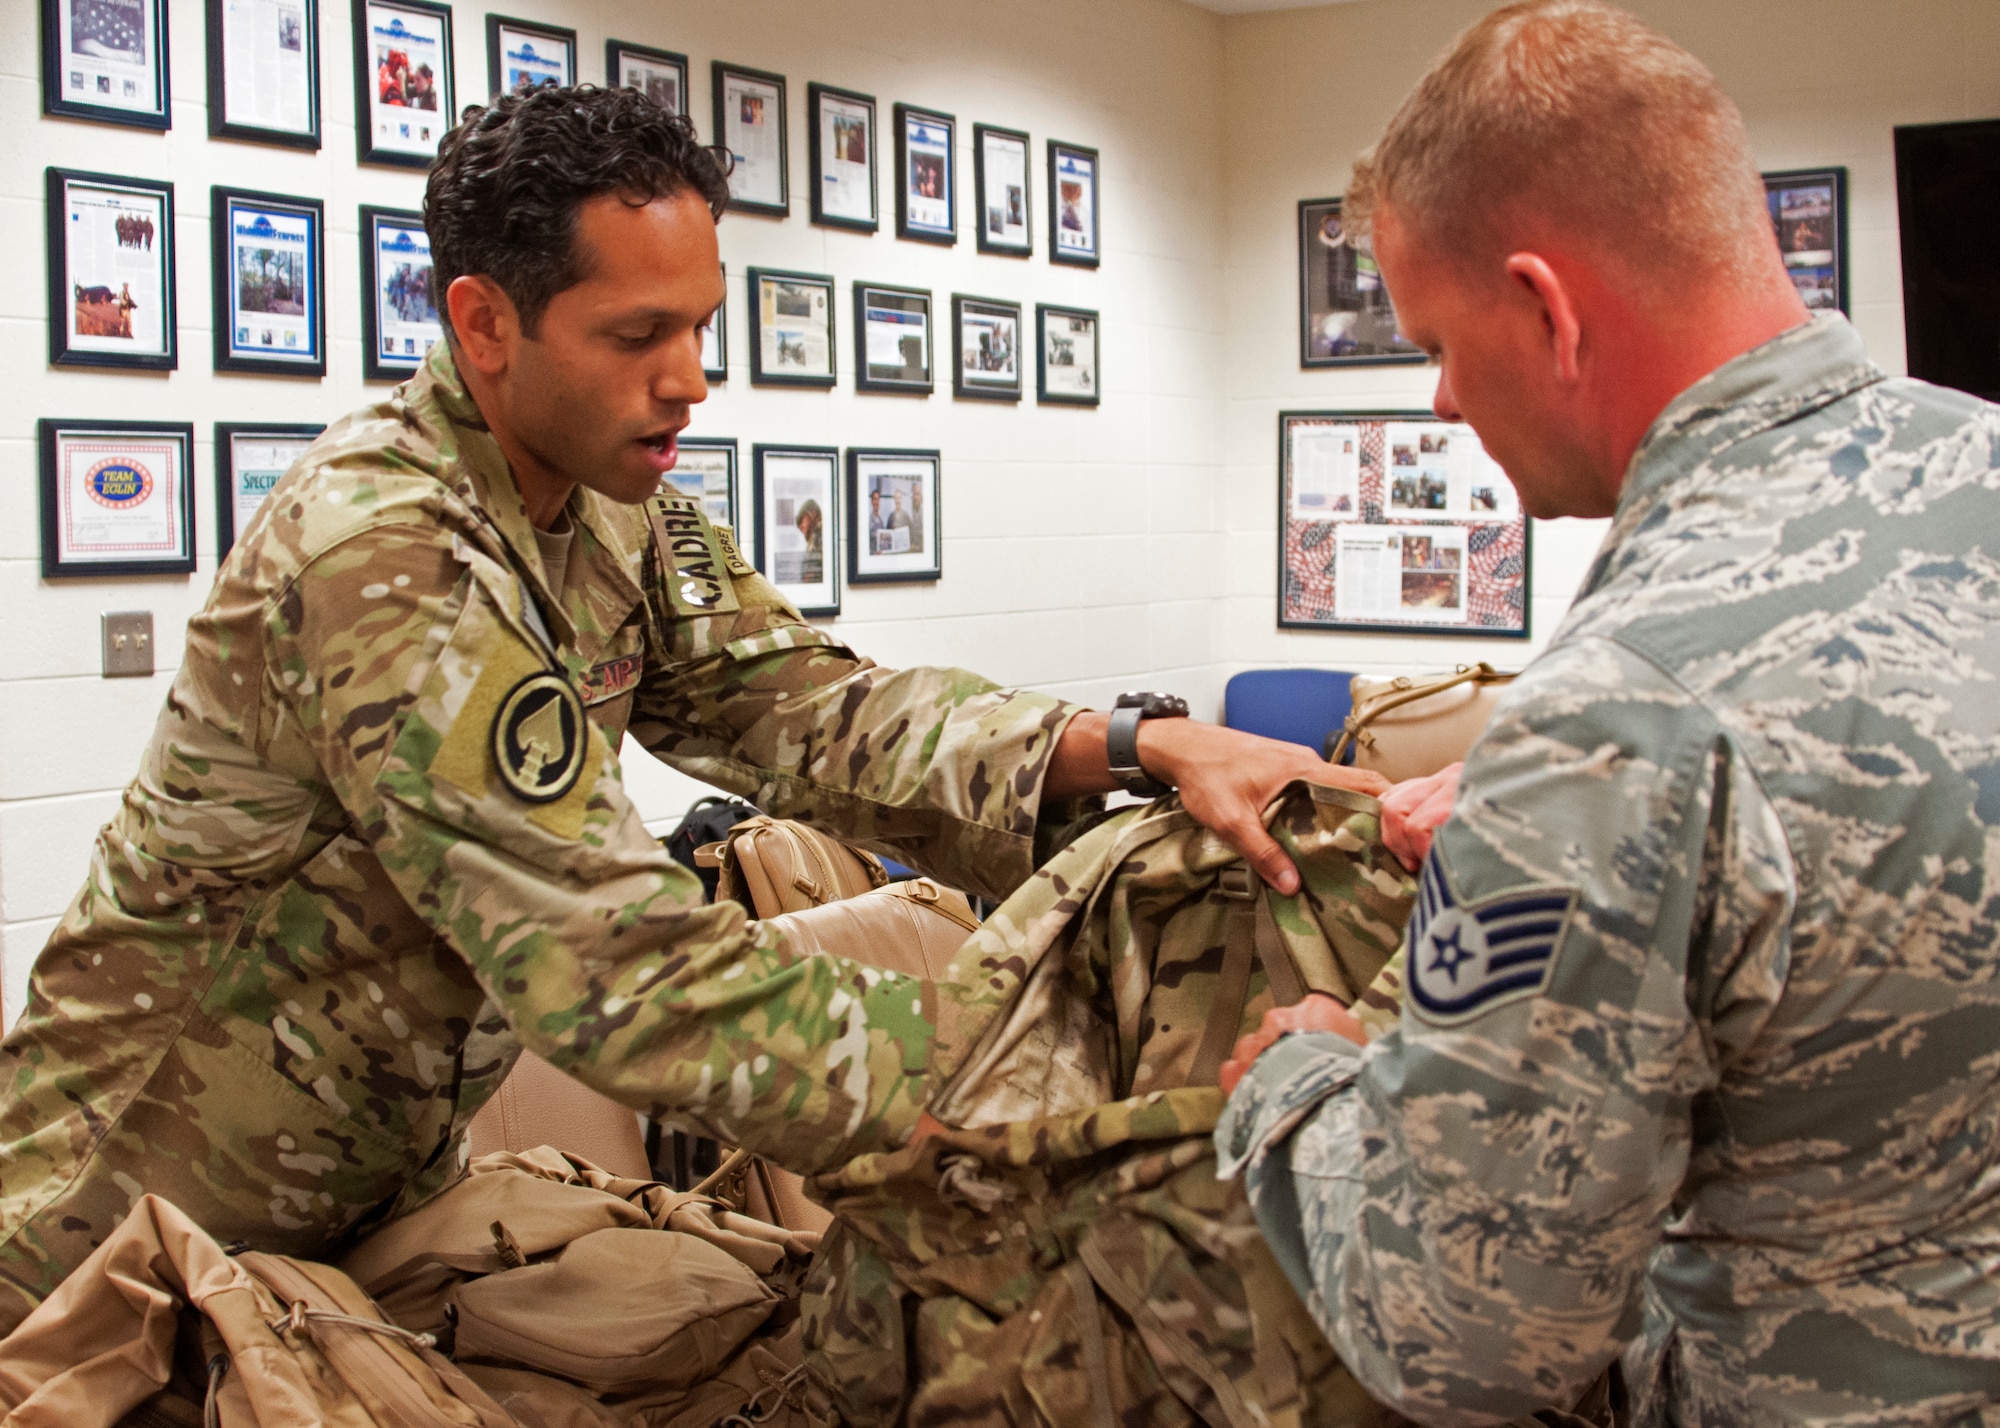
top-left (1405, 851), bottom-right (1578, 1026)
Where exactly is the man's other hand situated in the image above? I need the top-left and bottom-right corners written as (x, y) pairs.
top-left (1219, 994), bottom-right (1366, 1095)
top-left (1379, 762), bottom-right (1462, 871)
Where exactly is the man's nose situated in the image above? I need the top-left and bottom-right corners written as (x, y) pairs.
top-left (1432, 366), bottom-right (1463, 422)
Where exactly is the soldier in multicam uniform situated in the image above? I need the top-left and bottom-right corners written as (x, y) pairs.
top-left (1218, 2), bottom-right (2000, 1423)
top-left (0, 87), bottom-right (1375, 1333)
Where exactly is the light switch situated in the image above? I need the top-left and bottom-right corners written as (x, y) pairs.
top-left (102, 611), bottom-right (154, 678)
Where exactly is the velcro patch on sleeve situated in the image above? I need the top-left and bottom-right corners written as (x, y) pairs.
top-left (1405, 850), bottom-right (1578, 1026)
top-left (646, 495), bottom-right (742, 618)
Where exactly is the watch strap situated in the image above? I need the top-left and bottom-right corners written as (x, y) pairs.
top-left (1106, 704), bottom-right (1173, 799)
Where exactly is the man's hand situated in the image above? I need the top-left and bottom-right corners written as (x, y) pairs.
top-left (1047, 712), bottom-right (1388, 896)
top-left (1218, 994), bottom-right (1365, 1095)
top-left (1379, 762), bottom-right (1462, 871)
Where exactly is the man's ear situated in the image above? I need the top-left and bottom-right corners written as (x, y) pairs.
top-left (444, 274), bottom-right (519, 378)
top-left (1504, 252), bottom-right (1583, 385)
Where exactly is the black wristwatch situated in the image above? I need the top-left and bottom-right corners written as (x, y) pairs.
top-left (1106, 691), bottom-right (1189, 799)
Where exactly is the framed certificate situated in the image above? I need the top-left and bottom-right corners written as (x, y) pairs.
top-left (46, 167), bottom-right (177, 371)
top-left (215, 422), bottom-right (322, 553)
top-left (713, 61), bottom-right (788, 216)
top-left (1036, 304), bottom-right (1099, 407)
top-left (951, 294), bottom-right (1021, 402)
top-left (809, 83), bottom-right (877, 232)
top-left (895, 104), bottom-right (955, 245)
top-left (753, 445), bottom-right (840, 618)
top-left (607, 38), bottom-right (685, 116)
top-left (848, 448), bottom-right (941, 585)
top-left (1764, 167), bottom-right (1849, 316)
top-left (701, 262), bottom-right (728, 381)
top-left (1048, 140), bottom-right (1101, 268)
top-left (212, 188), bottom-right (325, 376)
top-left (1276, 410), bottom-right (1530, 637)
top-left (1299, 197), bottom-right (1424, 368)
top-left (39, 419), bottom-right (197, 578)
top-left (206, 0), bottom-right (321, 148)
top-left (42, 0), bottom-right (171, 129)
top-left (360, 205), bottom-right (442, 381)
top-left (353, 0), bottom-right (453, 168)
top-left (853, 283), bottom-right (932, 395)
top-left (974, 124), bottom-right (1031, 256)
top-left (748, 267), bottom-right (835, 388)
top-left (665, 437), bottom-right (737, 532)
top-left (487, 14), bottom-right (574, 97)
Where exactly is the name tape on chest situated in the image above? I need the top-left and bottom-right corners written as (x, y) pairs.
top-left (1405, 852), bottom-right (1578, 1026)
top-left (646, 495), bottom-right (742, 618)
top-left (491, 672), bottom-right (587, 803)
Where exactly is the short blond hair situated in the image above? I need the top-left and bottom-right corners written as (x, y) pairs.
top-left (1346, 0), bottom-right (1770, 285)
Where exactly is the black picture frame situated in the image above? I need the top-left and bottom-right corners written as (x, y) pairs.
top-left (42, 0), bottom-right (171, 129)
top-left (973, 124), bottom-right (1032, 257)
top-left (852, 282), bottom-right (933, 395)
top-left (1036, 303), bottom-right (1100, 407)
top-left (667, 436), bottom-right (738, 534)
top-left (353, 0), bottom-right (454, 169)
top-left (1275, 409), bottom-right (1532, 638)
top-left (847, 447), bottom-right (942, 585)
top-left (39, 418), bottom-right (198, 578)
top-left (214, 421), bottom-right (323, 554)
top-left (894, 103), bottom-right (956, 246)
top-left (486, 14), bottom-right (575, 98)
top-left (46, 166), bottom-right (178, 372)
top-left (808, 82), bottom-right (879, 233)
top-left (713, 61), bottom-right (789, 216)
top-left (752, 443), bottom-right (841, 618)
top-left (951, 294), bottom-right (1022, 402)
top-left (1047, 139), bottom-right (1100, 268)
top-left (606, 38), bottom-right (686, 116)
top-left (206, 0), bottom-right (320, 148)
top-left (211, 187), bottom-right (326, 377)
top-left (359, 204), bottom-right (442, 382)
top-left (1764, 166), bottom-right (1849, 318)
top-left (702, 261), bottom-right (728, 382)
top-left (1298, 196), bottom-right (1425, 369)
top-left (747, 267), bottom-right (836, 389)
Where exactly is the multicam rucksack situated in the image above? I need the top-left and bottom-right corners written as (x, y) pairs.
top-left (799, 781), bottom-right (1418, 1427)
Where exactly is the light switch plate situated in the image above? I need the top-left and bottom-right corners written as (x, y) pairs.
top-left (101, 611), bottom-right (155, 678)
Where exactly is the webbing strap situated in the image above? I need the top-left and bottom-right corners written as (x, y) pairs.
top-left (1188, 897), bottom-right (1258, 1088)
top-left (1065, 1257), bottom-right (1119, 1428)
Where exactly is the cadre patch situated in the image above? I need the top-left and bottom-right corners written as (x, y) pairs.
top-left (645, 494), bottom-right (742, 618)
top-left (491, 672), bottom-right (587, 804)
top-left (1405, 850), bottom-right (1578, 1026)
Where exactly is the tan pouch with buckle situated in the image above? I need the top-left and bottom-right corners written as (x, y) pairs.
top-left (1330, 662), bottom-right (1519, 781)
top-left (695, 816), bottom-right (888, 916)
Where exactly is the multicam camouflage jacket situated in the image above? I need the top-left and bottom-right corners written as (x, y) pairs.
top-left (1220, 316), bottom-right (2000, 1426)
top-left (0, 342), bottom-right (1085, 1332)
top-left (802, 782), bottom-right (1415, 1427)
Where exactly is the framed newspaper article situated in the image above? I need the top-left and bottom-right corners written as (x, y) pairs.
top-left (809, 83), bottom-right (878, 233)
top-left (1298, 197), bottom-right (1424, 368)
top-left (752, 444), bottom-right (840, 617)
top-left (1763, 167), bottom-right (1848, 316)
top-left (1277, 410), bottom-right (1530, 638)
top-left (895, 103), bottom-right (956, 245)
top-left (665, 437), bottom-right (737, 534)
top-left (713, 61), bottom-right (788, 216)
top-left (46, 167), bottom-right (177, 371)
top-left (215, 421), bottom-right (321, 554)
top-left (353, 0), bottom-right (453, 168)
top-left (487, 14), bottom-right (574, 98)
top-left (39, 418), bottom-right (197, 578)
top-left (206, 0), bottom-right (320, 148)
top-left (360, 205), bottom-right (441, 380)
top-left (1048, 140), bottom-right (1099, 268)
top-left (1036, 304), bottom-right (1098, 406)
top-left (974, 123), bottom-right (1031, 256)
top-left (848, 448), bottom-right (941, 585)
top-left (747, 267), bottom-right (835, 388)
top-left (608, 39), bottom-right (685, 116)
top-left (701, 262), bottom-right (728, 381)
top-left (853, 283), bottom-right (932, 395)
top-left (212, 187), bottom-right (325, 376)
top-left (42, 0), bottom-right (171, 129)
top-left (951, 294), bottom-right (1021, 402)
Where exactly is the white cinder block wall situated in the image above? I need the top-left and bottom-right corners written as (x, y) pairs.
top-left (5, 0), bottom-right (1999, 1025)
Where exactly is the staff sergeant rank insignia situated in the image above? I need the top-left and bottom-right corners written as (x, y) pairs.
top-left (491, 672), bottom-right (587, 803)
top-left (1405, 850), bottom-right (1579, 1025)
top-left (647, 494), bottom-right (742, 618)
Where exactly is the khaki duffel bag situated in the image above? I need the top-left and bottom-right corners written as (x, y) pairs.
top-left (1328, 662), bottom-right (1518, 781)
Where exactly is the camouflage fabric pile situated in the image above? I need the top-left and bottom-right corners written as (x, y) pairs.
top-left (799, 782), bottom-right (1416, 1426)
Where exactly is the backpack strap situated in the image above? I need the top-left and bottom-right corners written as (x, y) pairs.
top-left (1188, 887), bottom-right (1261, 1088)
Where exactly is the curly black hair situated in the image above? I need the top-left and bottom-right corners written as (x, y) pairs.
top-left (424, 84), bottom-right (731, 338)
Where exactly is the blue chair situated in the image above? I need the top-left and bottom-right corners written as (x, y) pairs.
top-left (1223, 668), bottom-right (1357, 761)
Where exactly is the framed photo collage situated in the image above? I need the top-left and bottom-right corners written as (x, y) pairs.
top-left (34, 3), bottom-right (1105, 596)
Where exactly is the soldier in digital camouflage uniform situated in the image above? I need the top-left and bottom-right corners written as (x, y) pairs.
top-left (0, 87), bottom-right (1364, 1333)
top-left (1219, 4), bottom-right (2000, 1424)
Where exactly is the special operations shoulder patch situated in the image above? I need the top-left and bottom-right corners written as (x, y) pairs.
top-left (491, 672), bottom-right (587, 803)
top-left (645, 494), bottom-right (742, 618)
top-left (1405, 850), bottom-right (1578, 1026)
